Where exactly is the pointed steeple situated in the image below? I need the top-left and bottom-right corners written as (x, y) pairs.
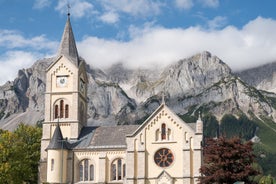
top-left (196, 111), bottom-right (203, 134)
top-left (47, 123), bottom-right (69, 150)
top-left (57, 13), bottom-right (79, 66)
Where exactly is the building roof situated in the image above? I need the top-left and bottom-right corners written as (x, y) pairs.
top-left (74, 125), bottom-right (140, 150)
top-left (47, 123), bottom-right (69, 150)
top-left (57, 14), bottom-right (79, 66)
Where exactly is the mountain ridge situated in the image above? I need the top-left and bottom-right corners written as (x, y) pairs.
top-left (0, 51), bottom-right (275, 131)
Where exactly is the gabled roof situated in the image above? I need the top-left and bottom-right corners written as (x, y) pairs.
top-left (74, 125), bottom-right (139, 149)
top-left (128, 103), bottom-right (196, 137)
top-left (57, 14), bottom-right (79, 66)
top-left (47, 123), bottom-right (69, 150)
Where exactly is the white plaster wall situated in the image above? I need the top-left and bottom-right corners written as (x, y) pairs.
top-left (47, 149), bottom-right (68, 183)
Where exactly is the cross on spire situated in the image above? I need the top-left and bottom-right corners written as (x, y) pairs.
top-left (67, 3), bottom-right (71, 17)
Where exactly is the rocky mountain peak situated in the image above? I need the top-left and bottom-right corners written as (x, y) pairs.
top-left (0, 51), bottom-right (275, 130)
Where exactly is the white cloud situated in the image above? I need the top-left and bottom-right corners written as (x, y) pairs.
top-left (78, 17), bottom-right (276, 71)
top-left (0, 29), bottom-right (58, 52)
top-left (99, 0), bottom-right (163, 17)
top-left (198, 0), bottom-right (219, 8)
top-left (207, 16), bottom-right (227, 29)
top-left (0, 29), bottom-right (58, 85)
top-left (33, 0), bottom-right (51, 9)
top-left (0, 51), bottom-right (41, 85)
top-left (175, 0), bottom-right (194, 10)
top-left (100, 12), bottom-right (119, 24)
top-left (55, 0), bottom-right (94, 18)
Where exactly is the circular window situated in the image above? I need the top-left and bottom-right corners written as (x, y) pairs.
top-left (154, 148), bottom-right (174, 167)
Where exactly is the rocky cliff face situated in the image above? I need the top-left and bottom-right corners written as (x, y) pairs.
top-left (236, 61), bottom-right (276, 93)
top-left (0, 51), bottom-right (275, 130)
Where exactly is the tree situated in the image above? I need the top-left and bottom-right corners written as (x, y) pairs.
top-left (0, 124), bottom-right (42, 184)
top-left (199, 136), bottom-right (259, 184)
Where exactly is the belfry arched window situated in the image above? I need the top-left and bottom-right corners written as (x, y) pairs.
top-left (111, 158), bottom-right (125, 181)
top-left (53, 99), bottom-right (69, 119)
top-left (65, 104), bottom-right (69, 118)
top-left (54, 105), bottom-right (59, 119)
top-left (79, 159), bottom-right (94, 182)
top-left (60, 100), bottom-right (64, 118)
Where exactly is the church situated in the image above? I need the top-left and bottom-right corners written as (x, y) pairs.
top-left (39, 13), bottom-right (203, 184)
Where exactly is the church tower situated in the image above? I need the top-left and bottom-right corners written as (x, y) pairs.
top-left (39, 13), bottom-right (88, 183)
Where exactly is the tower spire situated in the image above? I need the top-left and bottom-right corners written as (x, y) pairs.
top-left (57, 11), bottom-right (79, 66)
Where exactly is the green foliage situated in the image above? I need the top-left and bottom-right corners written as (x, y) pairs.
top-left (0, 124), bottom-right (42, 184)
top-left (259, 175), bottom-right (274, 184)
top-left (255, 150), bottom-right (276, 178)
top-left (202, 113), bottom-right (219, 138)
top-left (220, 114), bottom-right (257, 140)
top-left (199, 136), bottom-right (259, 184)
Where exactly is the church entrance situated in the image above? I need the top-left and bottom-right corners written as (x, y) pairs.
top-left (156, 171), bottom-right (173, 184)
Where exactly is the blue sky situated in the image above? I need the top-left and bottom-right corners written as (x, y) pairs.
top-left (0, 0), bottom-right (276, 84)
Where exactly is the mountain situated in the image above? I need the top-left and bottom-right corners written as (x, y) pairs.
top-left (0, 51), bottom-right (275, 131)
top-left (236, 61), bottom-right (276, 93)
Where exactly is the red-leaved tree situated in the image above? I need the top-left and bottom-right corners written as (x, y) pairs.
top-left (199, 136), bottom-right (259, 184)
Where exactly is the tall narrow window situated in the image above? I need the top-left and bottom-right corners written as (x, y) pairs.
top-left (118, 159), bottom-right (122, 180)
top-left (80, 102), bottom-right (84, 123)
top-left (54, 105), bottom-right (59, 119)
top-left (60, 100), bottom-right (64, 118)
top-left (51, 159), bottom-right (54, 171)
top-left (65, 104), bottom-right (69, 118)
top-left (84, 159), bottom-right (88, 181)
top-left (111, 163), bottom-right (116, 180)
top-left (79, 164), bottom-right (83, 181)
top-left (90, 165), bottom-right (94, 181)
top-left (161, 123), bottom-right (166, 140)
top-left (123, 164), bottom-right (126, 178)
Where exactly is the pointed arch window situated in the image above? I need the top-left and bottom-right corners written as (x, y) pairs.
top-left (161, 123), bottom-right (166, 140)
top-left (111, 158), bottom-right (125, 181)
top-left (79, 159), bottom-right (94, 182)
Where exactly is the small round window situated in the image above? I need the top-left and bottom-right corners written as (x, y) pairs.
top-left (154, 148), bottom-right (174, 167)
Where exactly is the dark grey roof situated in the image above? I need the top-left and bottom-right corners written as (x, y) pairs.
top-left (187, 123), bottom-right (196, 131)
top-left (47, 124), bottom-right (69, 150)
top-left (74, 125), bottom-right (139, 149)
top-left (58, 14), bottom-right (79, 66)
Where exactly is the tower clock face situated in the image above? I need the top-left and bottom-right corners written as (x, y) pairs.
top-left (154, 148), bottom-right (174, 168)
top-left (57, 76), bottom-right (68, 87)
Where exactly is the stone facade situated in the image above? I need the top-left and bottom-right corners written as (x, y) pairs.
top-left (39, 14), bottom-right (203, 184)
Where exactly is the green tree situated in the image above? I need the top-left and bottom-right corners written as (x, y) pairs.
top-left (199, 136), bottom-right (259, 184)
top-left (0, 130), bottom-right (14, 183)
top-left (0, 124), bottom-right (42, 184)
top-left (203, 114), bottom-right (219, 138)
top-left (220, 114), bottom-right (257, 140)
